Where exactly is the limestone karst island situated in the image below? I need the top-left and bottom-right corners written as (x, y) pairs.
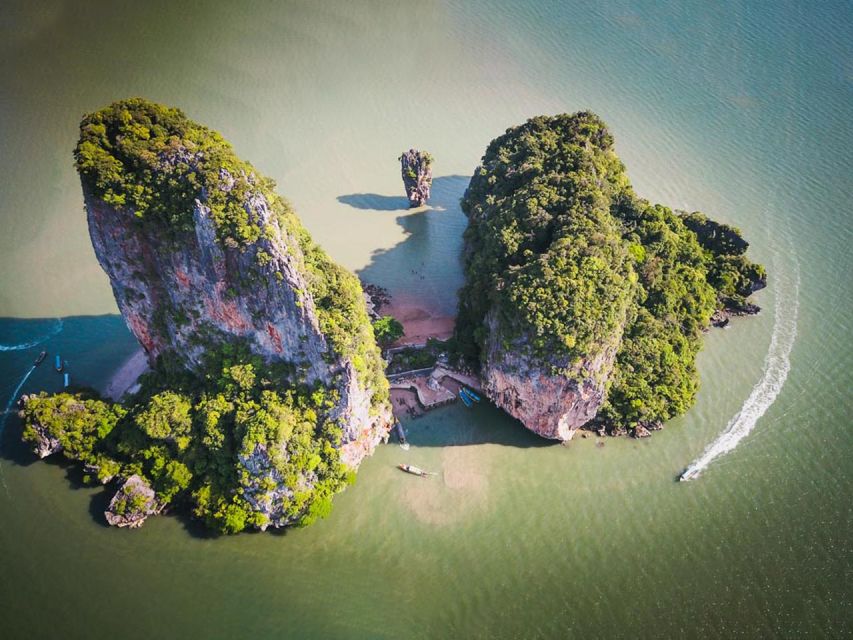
top-left (17, 100), bottom-right (764, 531)
top-left (2, 4), bottom-right (848, 637)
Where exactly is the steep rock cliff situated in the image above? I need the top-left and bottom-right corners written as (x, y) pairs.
top-left (482, 311), bottom-right (621, 440)
top-left (16, 98), bottom-right (392, 532)
top-left (85, 181), bottom-right (332, 381)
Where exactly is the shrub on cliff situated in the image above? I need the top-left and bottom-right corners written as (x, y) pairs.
top-left (372, 316), bottom-right (404, 347)
top-left (20, 392), bottom-right (125, 463)
top-left (21, 344), bottom-right (353, 534)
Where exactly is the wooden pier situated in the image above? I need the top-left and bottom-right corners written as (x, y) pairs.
top-left (388, 365), bottom-right (484, 413)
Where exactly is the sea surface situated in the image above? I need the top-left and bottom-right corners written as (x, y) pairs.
top-left (0, 1), bottom-right (850, 637)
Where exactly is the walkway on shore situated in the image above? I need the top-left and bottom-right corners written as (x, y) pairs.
top-left (388, 365), bottom-right (483, 413)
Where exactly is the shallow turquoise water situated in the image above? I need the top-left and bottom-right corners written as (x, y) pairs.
top-left (0, 1), bottom-right (850, 637)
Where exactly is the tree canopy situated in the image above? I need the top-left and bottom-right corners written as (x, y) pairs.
top-left (455, 112), bottom-right (765, 429)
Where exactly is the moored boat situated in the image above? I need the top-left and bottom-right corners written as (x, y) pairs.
top-left (397, 463), bottom-right (433, 477)
top-left (459, 390), bottom-right (473, 407)
top-left (34, 351), bottom-right (47, 366)
top-left (462, 387), bottom-right (481, 402)
top-left (54, 354), bottom-right (63, 372)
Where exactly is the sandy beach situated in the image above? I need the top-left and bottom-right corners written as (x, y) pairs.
top-left (382, 300), bottom-right (455, 347)
top-left (103, 348), bottom-right (149, 401)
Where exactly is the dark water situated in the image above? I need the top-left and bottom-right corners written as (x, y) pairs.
top-left (0, 1), bottom-right (850, 637)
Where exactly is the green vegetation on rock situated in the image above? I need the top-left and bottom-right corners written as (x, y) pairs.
top-left (456, 112), bottom-right (765, 430)
top-left (74, 99), bottom-right (388, 403)
top-left (372, 316), bottom-right (404, 347)
top-left (22, 344), bottom-right (354, 534)
top-left (20, 99), bottom-right (390, 533)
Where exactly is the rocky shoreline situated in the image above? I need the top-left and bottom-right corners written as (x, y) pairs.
top-left (710, 301), bottom-right (762, 328)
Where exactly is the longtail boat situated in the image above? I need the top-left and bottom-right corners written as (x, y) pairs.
top-left (397, 464), bottom-right (433, 477)
top-left (461, 387), bottom-right (481, 403)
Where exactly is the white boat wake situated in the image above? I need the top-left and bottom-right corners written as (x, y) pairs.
top-left (680, 258), bottom-right (799, 481)
top-left (0, 365), bottom-right (36, 436)
top-left (0, 318), bottom-right (63, 352)
top-left (0, 364), bottom-right (38, 495)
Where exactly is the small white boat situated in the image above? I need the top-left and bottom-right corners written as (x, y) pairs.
top-left (679, 468), bottom-right (700, 482)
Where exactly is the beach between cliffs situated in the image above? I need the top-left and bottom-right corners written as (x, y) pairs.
top-left (384, 302), bottom-right (455, 347)
top-left (103, 348), bottom-right (149, 401)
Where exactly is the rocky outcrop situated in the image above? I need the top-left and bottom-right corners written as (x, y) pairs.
top-left (710, 300), bottom-right (762, 328)
top-left (633, 424), bottom-right (651, 438)
top-left (18, 395), bottom-right (63, 458)
top-left (399, 149), bottom-right (433, 207)
top-left (82, 118), bottom-right (392, 475)
top-left (104, 475), bottom-right (161, 528)
top-left (68, 99), bottom-right (393, 531)
top-left (237, 443), bottom-right (297, 530)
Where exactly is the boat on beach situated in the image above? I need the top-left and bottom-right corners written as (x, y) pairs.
top-left (397, 463), bottom-right (433, 477)
top-left (34, 351), bottom-right (47, 366)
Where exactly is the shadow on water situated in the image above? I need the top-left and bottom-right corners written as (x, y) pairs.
top-left (347, 176), bottom-right (471, 314)
top-left (400, 401), bottom-right (554, 450)
top-left (337, 174), bottom-right (471, 214)
top-left (0, 314), bottom-right (139, 525)
top-left (341, 174), bottom-right (556, 450)
top-left (336, 193), bottom-right (410, 211)
top-left (338, 174), bottom-right (469, 214)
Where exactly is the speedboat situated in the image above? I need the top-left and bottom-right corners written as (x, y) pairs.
top-left (679, 468), bottom-right (701, 482)
top-left (34, 351), bottom-right (47, 366)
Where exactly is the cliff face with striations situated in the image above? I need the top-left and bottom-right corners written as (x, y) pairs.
top-left (85, 175), bottom-right (330, 383)
top-left (482, 311), bottom-right (621, 440)
top-left (455, 113), bottom-right (765, 441)
top-left (33, 98), bottom-right (395, 531)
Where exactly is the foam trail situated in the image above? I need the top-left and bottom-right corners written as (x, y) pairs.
top-left (0, 318), bottom-right (64, 352)
top-left (0, 365), bottom-right (36, 433)
top-left (0, 364), bottom-right (37, 495)
top-left (680, 259), bottom-right (799, 481)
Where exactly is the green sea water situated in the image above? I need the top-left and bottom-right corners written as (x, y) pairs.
top-left (0, 1), bottom-right (850, 637)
